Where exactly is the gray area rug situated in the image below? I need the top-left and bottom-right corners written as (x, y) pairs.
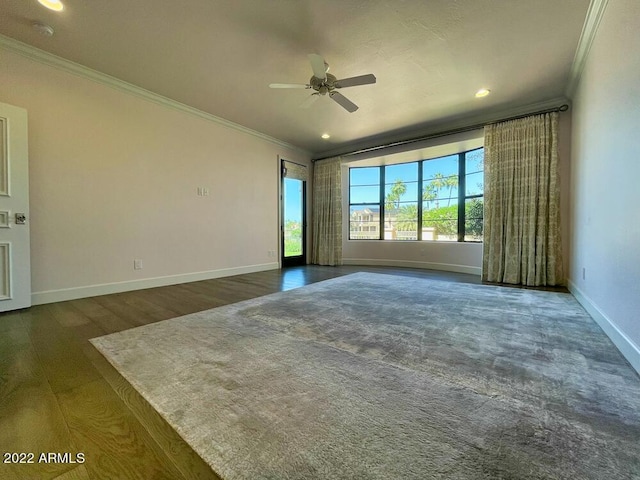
top-left (91, 273), bottom-right (640, 479)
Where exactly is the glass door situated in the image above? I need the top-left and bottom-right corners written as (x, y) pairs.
top-left (281, 161), bottom-right (306, 267)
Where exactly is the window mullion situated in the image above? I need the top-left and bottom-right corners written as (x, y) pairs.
top-left (379, 166), bottom-right (385, 240)
top-left (457, 152), bottom-right (465, 242)
top-left (417, 161), bottom-right (423, 241)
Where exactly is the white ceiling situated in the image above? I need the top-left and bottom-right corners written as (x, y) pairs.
top-left (0, 0), bottom-right (590, 156)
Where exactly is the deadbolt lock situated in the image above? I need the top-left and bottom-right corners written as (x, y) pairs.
top-left (15, 213), bottom-right (26, 225)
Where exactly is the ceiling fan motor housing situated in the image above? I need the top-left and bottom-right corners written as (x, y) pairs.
top-left (310, 73), bottom-right (337, 95)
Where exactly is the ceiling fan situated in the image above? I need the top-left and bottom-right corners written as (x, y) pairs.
top-left (269, 54), bottom-right (376, 113)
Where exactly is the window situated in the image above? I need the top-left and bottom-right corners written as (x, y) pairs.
top-left (348, 148), bottom-right (484, 242)
top-left (349, 167), bottom-right (380, 240)
top-left (463, 148), bottom-right (484, 241)
top-left (422, 154), bottom-right (459, 241)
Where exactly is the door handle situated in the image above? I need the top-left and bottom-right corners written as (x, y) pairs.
top-left (15, 213), bottom-right (26, 225)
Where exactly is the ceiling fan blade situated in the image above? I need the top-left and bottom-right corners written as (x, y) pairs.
top-left (335, 73), bottom-right (377, 88)
top-left (308, 54), bottom-right (327, 80)
top-left (269, 83), bottom-right (310, 89)
top-left (300, 93), bottom-right (319, 109)
top-left (330, 91), bottom-right (358, 113)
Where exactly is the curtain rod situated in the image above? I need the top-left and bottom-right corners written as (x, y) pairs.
top-left (313, 103), bottom-right (569, 162)
top-left (281, 159), bottom-right (308, 168)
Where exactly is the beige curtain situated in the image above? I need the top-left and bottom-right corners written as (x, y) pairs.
top-left (311, 156), bottom-right (342, 266)
top-left (482, 112), bottom-right (563, 286)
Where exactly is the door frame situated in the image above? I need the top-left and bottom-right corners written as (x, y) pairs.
top-left (280, 159), bottom-right (307, 267)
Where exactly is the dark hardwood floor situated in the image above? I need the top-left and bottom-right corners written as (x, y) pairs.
top-left (0, 266), bottom-right (479, 480)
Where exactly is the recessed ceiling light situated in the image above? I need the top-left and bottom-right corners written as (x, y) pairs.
top-left (38, 0), bottom-right (64, 12)
top-left (321, 133), bottom-right (330, 139)
top-left (475, 88), bottom-right (491, 98)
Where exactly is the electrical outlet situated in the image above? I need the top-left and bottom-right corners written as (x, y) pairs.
top-left (134, 259), bottom-right (143, 270)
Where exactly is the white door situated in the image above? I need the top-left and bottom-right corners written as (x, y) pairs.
top-left (0, 102), bottom-right (31, 312)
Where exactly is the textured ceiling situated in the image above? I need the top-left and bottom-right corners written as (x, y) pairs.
top-left (0, 0), bottom-right (590, 156)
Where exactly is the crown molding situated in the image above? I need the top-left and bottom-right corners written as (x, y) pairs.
top-left (0, 34), bottom-right (309, 155)
top-left (565, 0), bottom-right (609, 99)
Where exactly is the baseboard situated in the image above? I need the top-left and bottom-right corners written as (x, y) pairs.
top-left (342, 258), bottom-right (481, 276)
top-left (31, 262), bottom-right (280, 305)
top-left (568, 280), bottom-right (640, 376)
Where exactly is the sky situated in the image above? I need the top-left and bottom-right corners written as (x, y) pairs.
top-left (284, 178), bottom-right (303, 222)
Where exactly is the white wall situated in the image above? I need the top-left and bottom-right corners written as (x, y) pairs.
top-left (569, 0), bottom-right (640, 373)
top-left (0, 48), bottom-right (310, 303)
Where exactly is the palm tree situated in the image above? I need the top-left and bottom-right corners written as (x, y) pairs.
top-left (422, 184), bottom-right (437, 210)
top-left (385, 179), bottom-right (407, 211)
top-left (384, 179), bottom-right (407, 234)
top-left (428, 173), bottom-right (446, 208)
top-left (397, 204), bottom-right (418, 233)
top-left (445, 174), bottom-right (458, 206)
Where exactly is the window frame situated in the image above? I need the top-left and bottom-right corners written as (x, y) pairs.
top-left (348, 147), bottom-right (484, 242)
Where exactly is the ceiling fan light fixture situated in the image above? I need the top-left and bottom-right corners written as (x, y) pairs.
top-left (475, 88), bottom-right (491, 98)
top-left (37, 0), bottom-right (64, 11)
